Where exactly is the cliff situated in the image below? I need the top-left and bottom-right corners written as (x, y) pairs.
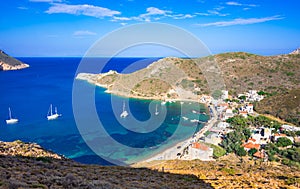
top-left (0, 50), bottom-right (29, 71)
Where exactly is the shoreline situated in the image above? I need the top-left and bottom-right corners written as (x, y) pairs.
top-left (134, 104), bottom-right (218, 164)
top-left (76, 72), bottom-right (203, 102)
top-left (77, 72), bottom-right (216, 164)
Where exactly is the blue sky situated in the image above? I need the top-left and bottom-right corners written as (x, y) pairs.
top-left (1, 0), bottom-right (299, 57)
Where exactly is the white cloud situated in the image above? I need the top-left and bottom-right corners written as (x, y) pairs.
top-left (112, 16), bottom-right (131, 21)
top-left (46, 3), bottom-right (121, 18)
top-left (17, 6), bottom-right (29, 10)
top-left (226, 1), bottom-right (258, 7)
top-left (171, 14), bottom-right (195, 19)
top-left (111, 7), bottom-right (175, 22)
top-left (199, 15), bottom-right (283, 27)
top-left (73, 30), bottom-right (97, 36)
top-left (226, 1), bottom-right (242, 6)
top-left (145, 7), bottom-right (171, 15)
top-left (196, 7), bottom-right (229, 17)
top-left (29, 0), bottom-right (62, 2)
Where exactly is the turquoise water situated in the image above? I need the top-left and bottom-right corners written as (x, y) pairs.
top-left (0, 57), bottom-right (209, 165)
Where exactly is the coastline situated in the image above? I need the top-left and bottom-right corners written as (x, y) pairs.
top-left (134, 104), bottom-right (218, 164)
top-left (76, 72), bottom-right (202, 102)
top-left (77, 72), bottom-right (216, 164)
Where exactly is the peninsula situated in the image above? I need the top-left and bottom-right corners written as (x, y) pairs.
top-left (77, 51), bottom-right (300, 100)
top-left (0, 50), bottom-right (29, 71)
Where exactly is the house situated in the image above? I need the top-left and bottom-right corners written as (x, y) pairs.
top-left (224, 108), bottom-right (234, 120)
top-left (205, 133), bottom-right (222, 145)
top-left (217, 121), bottom-right (230, 129)
top-left (251, 127), bottom-right (272, 144)
top-left (246, 104), bottom-right (254, 114)
top-left (242, 141), bottom-right (260, 151)
top-left (221, 90), bottom-right (229, 100)
top-left (253, 150), bottom-right (268, 161)
top-left (239, 111), bottom-right (248, 118)
top-left (188, 142), bottom-right (213, 161)
top-left (273, 133), bottom-right (294, 143)
top-left (281, 124), bottom-right (300, 132)
top-left (217, 103), bottom-right (228, 112)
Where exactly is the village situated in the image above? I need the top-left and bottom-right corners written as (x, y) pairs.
top-left (177, 90), bottom-right (300, 163)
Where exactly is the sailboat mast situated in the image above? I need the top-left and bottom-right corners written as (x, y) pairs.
top-left (123, 101), bottom-right (125, 112)
top-left (8, 107), bottom-right (12, 119)
top-left (50, 104), bottom-right (53, 115)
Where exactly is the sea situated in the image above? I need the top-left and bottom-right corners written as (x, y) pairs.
top-left (0, 57), bottom-right (209, 165)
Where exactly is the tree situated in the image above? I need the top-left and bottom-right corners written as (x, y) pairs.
top-left (276, 137), bottom-right (293, 147)
top-left (212, 90), bottom-right (223, 99)
top-left (248, 148), bottom-right (258, 156)
top-left (236, 147), bottom-right (247, 156)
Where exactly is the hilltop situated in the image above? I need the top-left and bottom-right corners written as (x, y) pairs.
top-left (77, 52), bottom-right (300, 99)
top-left (0, 140), bottom-right (210, 188)
top-left (0, 50), bottom-right (29, 71)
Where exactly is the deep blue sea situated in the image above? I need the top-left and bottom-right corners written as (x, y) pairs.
top-left (0, 57), bottom-right (209, 165)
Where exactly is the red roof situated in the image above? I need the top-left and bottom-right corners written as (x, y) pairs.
top-left (248, 138), bottom-right (256, 143)
top-left (274, 133), bottom-right (287, 137)
top-left (253, 151), bottom-right (264, 158)
top-left (192, 142), bottom-right (209, 151)
top-left (242, 143), bottom-right (260, 150)
top-left (248, 104), bottom-right (253, 106)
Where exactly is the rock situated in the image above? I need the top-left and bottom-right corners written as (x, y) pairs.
top-left (289, 47), bottom-right (300, 55)
top-left (0, 50), bottom-right (29, 71)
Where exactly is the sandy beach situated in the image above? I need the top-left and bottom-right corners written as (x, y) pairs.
top-left (137, 104), bottom-right (218, 163)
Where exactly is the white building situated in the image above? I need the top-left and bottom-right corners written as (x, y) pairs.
top-left (246, 104), bottom-right (254, 114)
top-left (188, 142), bottom-right (213, 161)
top-left (221, 90), bottom-right (229, 100)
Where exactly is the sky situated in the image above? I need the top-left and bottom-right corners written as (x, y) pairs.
top-left (0, 0), bottom-right (300, 57)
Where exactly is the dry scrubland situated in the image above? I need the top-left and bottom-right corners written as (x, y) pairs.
top-left (0, 141), bottom-right (212, 188)
top-left (134, 154), bottom-right (300, 189)
top-left (1, 141), bottom-right (300, 188)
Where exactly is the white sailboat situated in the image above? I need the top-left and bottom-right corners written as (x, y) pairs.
top-left (47, 104), bottom-right (61, 120)
top-left (120, 101), bottom-right (128, 118)
top-left (6, 107), bottom-right (18, 124)
top-left (155, 104), bottom-right (159, 115)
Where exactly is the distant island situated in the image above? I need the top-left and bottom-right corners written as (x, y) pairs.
top-left (0, 50), bottom-right (29, 71)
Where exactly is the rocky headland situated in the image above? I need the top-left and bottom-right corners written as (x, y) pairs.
top-left (0, 50), bottom-right (29, 71)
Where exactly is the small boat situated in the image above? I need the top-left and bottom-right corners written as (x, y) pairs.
top-left (47, 104), bottom-right (61, 120)
top-left (155, 104), bottom-right (159, 115)
top-left (6, 107), bottom-right (18, 124)
top-left (120, 101), bottom-right (128, 118)
top-left (182, 116), bottom-right (189, 121)
top-left (190, 119), bottom-right (199, 123)
top-left (161, 101), bottom-right (166, 105)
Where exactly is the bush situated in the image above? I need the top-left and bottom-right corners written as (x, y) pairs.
top-left (276, 137), bottom-right (293, 147)
top-left (248, 148), bottom-right (258, 156)
top-left (236, 147), bottom-right (247, 156)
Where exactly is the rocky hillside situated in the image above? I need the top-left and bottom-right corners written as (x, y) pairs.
top-left (78, 52), bottom-right (300, 99)
top-left (0, 50), bottom-right (29, 71)
top-left (255, 89), bottom-right (300, 126)
top-left (0, 141), bottom-right (210, 188)
top-left (134, 154), bottom-right (300, 188)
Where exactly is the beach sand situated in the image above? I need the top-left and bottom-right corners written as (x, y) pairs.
top-left (135, 104), bottom-right (218, 164)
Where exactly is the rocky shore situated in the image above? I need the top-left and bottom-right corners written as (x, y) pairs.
top-left (0, 50), bottom-right (29, 71)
